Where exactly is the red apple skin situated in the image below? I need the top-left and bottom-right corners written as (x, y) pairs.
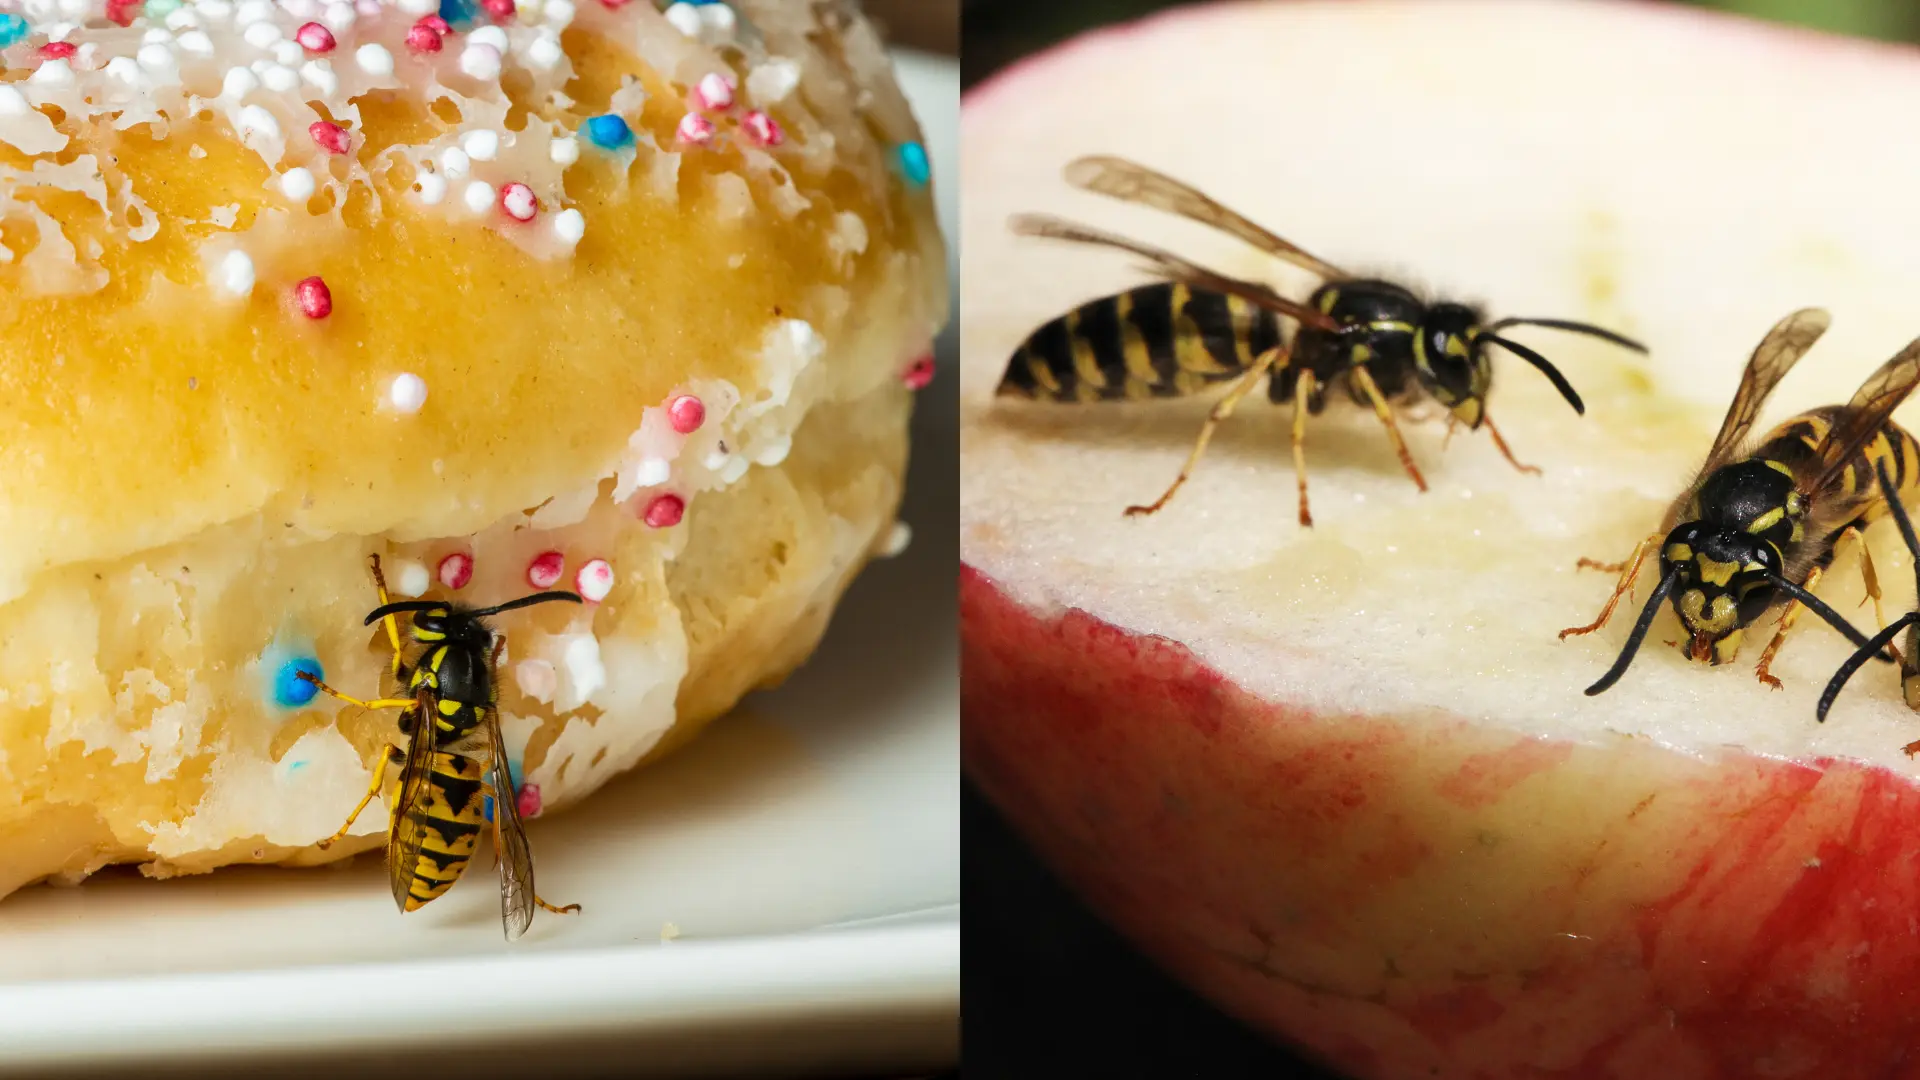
top-left (963, 563), bottom-right (1920, 1079)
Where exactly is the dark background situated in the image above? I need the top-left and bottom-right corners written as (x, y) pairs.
top-left (956, 0), bottom-right (1897, 1078)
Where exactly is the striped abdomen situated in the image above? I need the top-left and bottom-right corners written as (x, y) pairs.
top-left (1755, 406), bottom-right (1920, 528)
top-left (997, 283), bottom-right (1285, 403)
top-left (393, 745), bottom-right (488, 911)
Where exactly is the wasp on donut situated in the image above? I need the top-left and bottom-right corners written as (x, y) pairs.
top-left (993, 154), bottom-right (1647, 526)
top-left (298, 554), bottom-right (583, 940)
top-left (1565, 308), bottom-right (1920, 696)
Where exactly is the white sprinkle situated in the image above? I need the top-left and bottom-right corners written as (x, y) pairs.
top-left (519, 0), bottom-right (543, 14)
top-left (415, 171), bottom-right (446, 205)
top-left (29, 60), bottom-right (75, 89)
top-left (235, 0), bottom-right (273, 25)
top-left (526, 33), bottom-right (562, 70)
top-left (662, 2), bottom-right (699, 37)
top-left (459, 43), bottom-right (501, 81)
top-left (635, 457), bottom-right (669, 487)
top-left (389, 373), bottom-right (428, 414)
top-left (242, 21), bottom-right (282, 48)
top-left (198, 0), bottom-right (235, 22)
top-left (56, 0), bottom-right (85, 19)
top-left (355, 42), bottom-right (393, 77)
top-left (543, 0), bottom-right (573, 27)
top-left (356, 0), bottom-right (381, 13)
top-left (259, 63), bottom-right (298, 92)
top-left (514, 659), bottom-right (556, 704)
top-left (750, 435), bottom-right (791, 467)
top-left (575, 559), bottom-right (614, 603)
top-left (880, 521), bottom-right (913, 558)
top-left (237, 104), bottom-right (280, 141)
top-left (176, 30), bottom-right (215, 56)
top-left (702, 446), bottom-right (730, 471)
top-left (222, 66), bottom-right (259, 98)
top-left (104, 56), bottom-right (141, 85)
top-left (272, 39), bottom-right (302, 67)
top-left (280, 166), bottom-right (316, 201)
top-left (189, 144), bottom-right (207, 159)
top-left (553, 207), bottom-right (584, 245)
top-left (548, 135), bottom-right (579, 166)
top-left (462, 129), bottom-right (499, 162)
top-left (282, 0), bottom-right (321, 18)
top-left (164, 8), bottom-right (201, 29)
top-left (747, 58), bottom-right (801, 105)
top-left (440, 146), bottom-right (470, 177)
top-left (75, 42), bottom-right (99, 69)
top-left (468, 25), bottom-right (507, 52)
top-left (142, 28), bottom-right (172, 45)
top-left (213, 250), bottom-right (255, 296)
top-left (0, 87), bottom-right (28, 117)
top-left (392, 559), bottom-right (430, 598)
top-left (397, 0), bottom-right (436, 13)
top-left (701, 2), bottom-right (735, 34)
top-left (462, 180), bottom-right (494, 213)
top-left (322, 1), bottom-right (355, 31)
top-left (300, 58), bottom-right (337, 95)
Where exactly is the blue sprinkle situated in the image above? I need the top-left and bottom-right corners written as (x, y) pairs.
top-left (581, 114), bottom-right (635, 152)
top-left (273, 656), bottom-right (324, 708)
top-left (482, 757), bottom-right (524, 823)
top-left (896, 141), bottom-right (930, 187)
top-left (438, 0), bottom-right (476, 29)
top-left (0, 15), bottom-right (27, 48)
top-left (287, 760), bottom-right (309, 774)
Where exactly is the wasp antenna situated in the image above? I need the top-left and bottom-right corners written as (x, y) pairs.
top-left (1584, 570), bottom-right (1678, 696)
top-left (1488, 317), bottom-right (1648, 354)
top-left (1875, 457), bottom-right (1920, 602)
top-left (1765, 572), bottom-right (1888, 658)
top-left (1482, 334), bottom-right (1585, 416)
top-left (363, 600), bottom-right (443, 626)
top-left (469, 591), bottom-right (584, 618)
top-left (1818, 616), bottom-right (1918, 723)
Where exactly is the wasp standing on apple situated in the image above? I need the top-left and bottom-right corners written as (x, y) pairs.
top-left (1817, 456), bottom-right (1920, 741)
top-left (993, 154), bottom-right (1648, 526)
top-left (1565, 307), bottom-right (1920, 695)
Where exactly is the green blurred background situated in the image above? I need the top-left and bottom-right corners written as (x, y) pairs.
top-left (961, 0), bottom-right (1918, 88)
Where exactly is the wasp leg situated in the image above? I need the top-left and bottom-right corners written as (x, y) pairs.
top-left (538, 896), bottom-right (583, 916)
top-left (1754, 565), bottom-right (1827, 691)
top-left (1577, 557), bottom-right (1630, 573)
top-left (297, 672), bottom-right (415, 712)
top-left (1349, 365), bottom-right (1428, 495)
top-left (1560, 533), bottom-right (1661, 639)
top-left (1483, 414), bottom-right (1542, 476)
top-left (487, 787), bottom-right (583, 915)
top-left (1124, 346), bottom-right (1289, 519)
top-left (366, 554), bottom-right (406, 680)
top-left (317, 744), bottom-right (405, 851)
top-left (1290, 368), bottom-right (1316, 528)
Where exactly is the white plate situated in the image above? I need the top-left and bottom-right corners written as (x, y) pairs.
top-left (0, 48), bottom-right (960, 1079)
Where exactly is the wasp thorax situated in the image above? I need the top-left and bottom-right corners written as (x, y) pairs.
top-left (1691, 459), bottom-right (1805, 546)
top-left (1661, 524), bottom-right (1782, 665)
top-left (1413, 303), bottom-right (1492, 428)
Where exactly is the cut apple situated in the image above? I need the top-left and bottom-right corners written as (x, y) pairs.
top-left (961, 2), bottom-right (1920, 1077)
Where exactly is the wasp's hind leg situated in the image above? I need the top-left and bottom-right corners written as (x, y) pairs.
top-left (1349, 365), bottom-right (1429, 496)
top-left (1483, 414), bottom-right (1542, 476)
top-left (1124, 346), bottom-right (1289, 519)
top-left (316, 743), bottom-right (405, 850)
top-left (1290, 368), bottom-right (1318, 527)
top-left (1561, 533), bottom-right (1662, 639)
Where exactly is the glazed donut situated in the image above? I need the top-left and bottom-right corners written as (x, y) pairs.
top-left (0, 0), bottom-right (947, 896)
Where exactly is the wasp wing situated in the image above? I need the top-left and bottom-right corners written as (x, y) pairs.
top-left (1803, 332), bottom-right (1920, 499)
top-left (1663, 308), bottom-right (1830, 527)
top-left (1062, 155), bottom-right (1349, 281)
top-left (487, 705), bottom-right (537, 941)
top-left (385, 686), bottom-right (441, 914)
top-left (1009, 213), bottom-right (1341, 333)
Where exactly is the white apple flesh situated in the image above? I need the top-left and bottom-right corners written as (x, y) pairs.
top-left (961, 2), bottom-right (1920, 1077)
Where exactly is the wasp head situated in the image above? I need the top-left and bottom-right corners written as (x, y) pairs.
top-left (1411, 303), bottom-right (1493, 429)
top-left (1660, 523), bottom-right (1782, 665)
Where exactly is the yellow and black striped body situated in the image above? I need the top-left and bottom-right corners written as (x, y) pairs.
top-left (1659, 408), bottom-right (1920, 664)
top-left (997, 283), bottom-right (1286, 402)
top-left (1275, 280), bottom-right (1436, 413)
top-left (392, 641), bottom-right (493, 911)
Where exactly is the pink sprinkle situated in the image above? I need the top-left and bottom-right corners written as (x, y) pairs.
top-left (526, 551), bottom-right (565, 589)
top-left (668, 394), bottom-right (706, 434)
top-left (405, 24), bottom-right (443, 52)
top-left (481, 0), bottom-right (515, 18)
top-left (38, 42), bottom-right (76, 61)
top-left (598, 0), bottom-right (629, 7)
top-left (516, 783), bottom-right (543, 819)
top-left (416, 14), bottom-right (451, 33)
top-left (642, 494), bottom-right (685, 529)
top-left (500, 182), bottom-right (538, 222)
top-left (693, 72), bottom-right (735, 112)
top-left (438, 552), bottom-right (474, 590)
top-left (903, 355), bottom-right (935, 390)
top-left (309, 120), bottom-right (350, 155)
top-left (295, 21), bottom-right (336, 52)
top-left (742, 111), bottom-right (782, 147)
top-left (575, 558), bottom-right (614, 603)
top-left (105, 0), bottom-right (138, 26)
top-left (294, 276), bottom-right (332, 319)
top-left (676, 113), bottom-right (714, 145)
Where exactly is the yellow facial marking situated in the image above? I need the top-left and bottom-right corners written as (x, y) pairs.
top-left (1445, 335), bottom-right (1470, 359)
top-left (1665, 543), bottom-right (1693, 563)
top-left (1695, 557), bottom-right (1739, 587)
top-left (1678, 589), bottom-right (1738, 634)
